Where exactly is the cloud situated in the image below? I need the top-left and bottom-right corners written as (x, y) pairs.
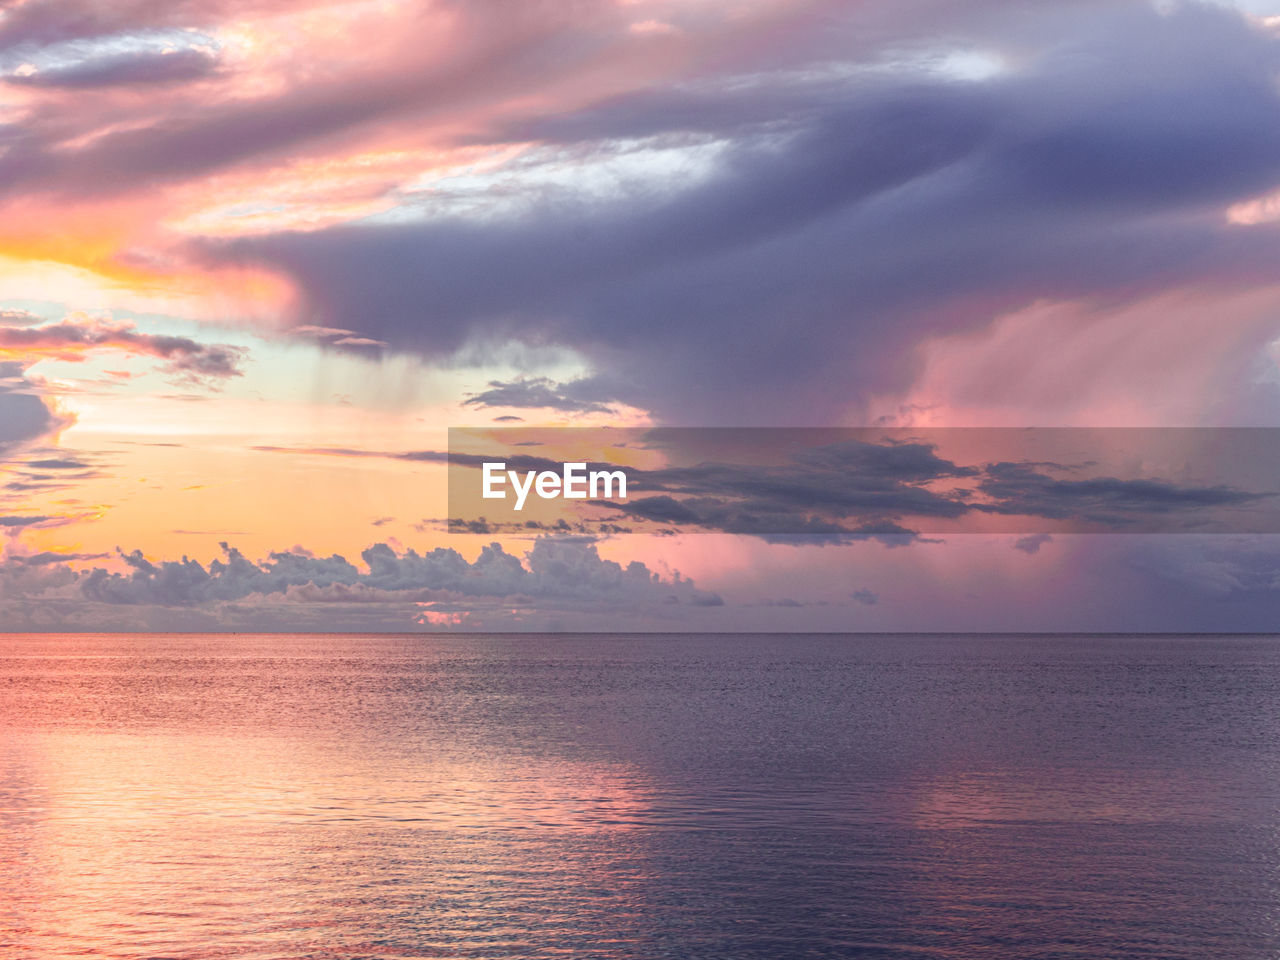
top-left (0, 1), bottom-right (669, 205)
top-left (1013, 533), bottom-right (1053, 554)
top-left (462, 377), bottom-right (616, 414)
top-left (1122, 536), bottom-right (1280, 600)
top-left (0, 391), bottom-right (59, 451)
top-left (608, 454), bottom-right (1273, 537)
top-left (6, 48), bottom-right (219, 89)
top-left (0, 3), bottom-right (204, 50)
top-left (4, 550), bottom-right (107, 565)
top-left (0, 316), bottom-right (247, 382)
top-left (254, 437), bottom-right (967, 540)
top-left (600, 434), bottom-right (1278, 536)
top-left (850, 588), bottom-right (878, 605)
top-left (0, 311), bottom-right (42, 327)
top-left (975, 462), bottom-right (1271, 525)
top-left (0, 2), bottom-right (1274, 431)
top-left (290, 325), bottom-right (358, 338)
top-left (260, 433), bottom-right (1280, 539)
top-left (26, 457), bottom-right (90, 469)
top-left (203, 4), bottom-right (1280, 424)
top-left (0, 515), bottom-right (52, 528)
top-left (0, 536), bottom-right (723, 629)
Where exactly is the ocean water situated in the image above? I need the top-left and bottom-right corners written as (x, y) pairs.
top-left (1, 633), bottom-right (1278, 959)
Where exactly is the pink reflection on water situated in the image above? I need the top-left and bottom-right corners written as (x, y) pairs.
top-left (0, 727), bottom-right (660, 958)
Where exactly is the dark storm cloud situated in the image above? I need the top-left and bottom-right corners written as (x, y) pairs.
top-left (208, 4), bottom-right (1280, 423)
top-left (604, 453), bottom-right (1272, 536)
top-left (583, 438), bottom-right (977, 539)
top-left (975, 462), bottom-right (1272, 525)
top-left (462, 377), bottom-right (616, 414)
top-left (258, 431), bottom-right (1279, 537)
top-left (601, 489), bottom-right (924, 542)
top-left (790, 439), bottom-right (978, 484)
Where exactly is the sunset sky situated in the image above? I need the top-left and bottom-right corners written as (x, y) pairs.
top-left (4, 0), bottom-right (1280, 630)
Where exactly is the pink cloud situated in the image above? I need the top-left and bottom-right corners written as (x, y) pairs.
top-left (869, 285), bottom-right (1280, 428)
top-left (0, 315), bottom-right (247, 381)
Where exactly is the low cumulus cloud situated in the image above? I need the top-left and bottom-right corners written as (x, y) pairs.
top-left (0, 536), bottom-right (722, 630)
top-left (1013, 533), bottom-right (1053, 554)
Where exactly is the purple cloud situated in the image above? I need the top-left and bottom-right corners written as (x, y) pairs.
top-left (6, 48), bottom-right (219, 89)
top-left (206, 5), bottom-right (1280, 424)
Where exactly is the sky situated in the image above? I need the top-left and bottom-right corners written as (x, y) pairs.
top-left (3, 0), bottom-right (1280, 631)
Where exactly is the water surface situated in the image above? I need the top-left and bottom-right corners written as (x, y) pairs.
top-left (2, 633), bottom-right (1278, 958)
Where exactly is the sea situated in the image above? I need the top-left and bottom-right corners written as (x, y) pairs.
top-left (1, 633), bottom-right (1278, 959)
